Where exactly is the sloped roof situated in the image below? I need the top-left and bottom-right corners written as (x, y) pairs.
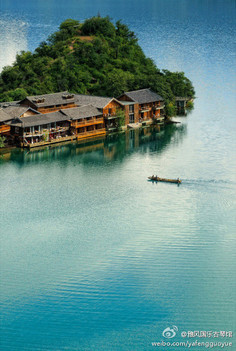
top-left (74, 94), bottom-right (113, 109)
top-left (22, 91), bottom-right (75, 108)
top-left (175, 96), bottom-right (191, 101)
top-left (63, 105), bottom-right (102, 120)
top-left (0, 109), bottom-right (12, 123)
top-left (118, 101), bottom-right (136, 106)
top-left (0, 101), bottom-right (20, 108)
top-left (119, 88), bottom-right (164, 104)
top-left (1, 106), bottom-right (39, 118)
top-left (9, 111), bottom-right (69, 128)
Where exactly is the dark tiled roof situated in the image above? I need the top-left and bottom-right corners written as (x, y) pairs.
top-left (9, 111), bottom-right (69, 128)
top-left (0, 109), bottom-right (12, 123)
top-left (0, 101), bottom-right (20, 108)
top-left (63, 105), bottom-right (102, 120)
top-left (74, 94), bottom-right (113, 109)
top-left (22, 91), bottom-right (75, 108)
top-left (175, 96), bottom-right (191, 101)
top-left (1, 106), bottom-right (39, 118)
top-left (119, 88), bottom-right (164, 104)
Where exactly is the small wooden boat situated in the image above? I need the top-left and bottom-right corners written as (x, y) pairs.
top-left (148, 176), bottom-right (182, 184)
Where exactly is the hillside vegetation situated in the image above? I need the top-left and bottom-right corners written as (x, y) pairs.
top-left (0, 16), bottom-right (195, 113)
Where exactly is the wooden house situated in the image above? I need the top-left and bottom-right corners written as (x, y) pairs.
top-left (74, 94), bottom-right (125, 132)
top-left (62, 105), bottom-right (106, 140)
top-left (8, 110), bottom-right (74, 148)
top-left (118, 101), bottom-right (139, 125)
top-left (20, 92), bottom-right (77, 114)
top-left (118, 88), bottom-right (165, 124)
top-left (175, 97), bottom-right (192, 111)
top-left (0, 106), bottom-right (39, 136)
top-left (102, 98), bottom-right (125, 132)
top-left (0, 88), bottom-right (168, 149)
top-left (0, 109), bottom-right (12, 135)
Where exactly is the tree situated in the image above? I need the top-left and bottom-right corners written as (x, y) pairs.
top-left (165, 102), bottom-right (176, 117)
top-left (103, 69), bottom-right (134, 97)
top-left (0, 136), bottom-right (6, 148)
top-left (0, 88), bottom-right (27, 102)
top-left (0, 16), bottom-right (195, 114)
top-left (162, 70), bottom-right (195, 98)
top-left (116, 108), bottom-right (126, 130)
top-left (81, 16), bottom-right (116, 37)
top-left (186, 100), bottom-right (194, 110)
top-left (60, 19), bottom-right (80, 33)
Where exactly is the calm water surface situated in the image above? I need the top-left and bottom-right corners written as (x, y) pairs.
top-left (0, 1), bottom-right (236, 350)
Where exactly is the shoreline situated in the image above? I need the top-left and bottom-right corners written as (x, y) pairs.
top-left (0, 122), bottom-right (173, 157)
top-left (0, 116), bottom-right (185, 154)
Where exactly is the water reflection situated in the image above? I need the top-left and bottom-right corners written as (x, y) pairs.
top-left (1, 124), bottom-right (187, 166)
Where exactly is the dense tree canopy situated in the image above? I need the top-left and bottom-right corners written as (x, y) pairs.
top-left (0, 16), bottom-right (195, 108)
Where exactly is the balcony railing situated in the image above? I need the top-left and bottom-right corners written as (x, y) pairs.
top-left (0, 125), bottom-right (10, 133)
top-left (154, 103), bottom-right (165, 110)
top-left (139, 103), bottom-right (165, 112)
top-left (71, 117), bottom-right (104, 127)
top-left (24, 131), bottom-right (43, 137)
top-left (24, 126), bottom-right (69, 138)
top-left (139, 107), bottom-right (150, 112)
top-left (23, 135), bottom-right (76, 148)
top-left (103, 113), bottom-right (118, 119)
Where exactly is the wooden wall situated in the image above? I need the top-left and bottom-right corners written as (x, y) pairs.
top-left (124, 105), bottom-right (129, 125)
top-left (103, 100), bottom-right (122, 116)
top-left (21, 110), bottom-right (39, 117)
top-left (134, 104), bottom-right (139, 122)
top-left (121, 103), bottom-right (139, 125)
top-left (118, 94), bottom-right (133, 102)
top-left (38, 103), bottom-right (76, 114)
top-left (0, 124), bottom-right (10, 134)
top-left (20, 98), bottom-right (76, 114)
top-left (118, 96), bottom-right (162, 122)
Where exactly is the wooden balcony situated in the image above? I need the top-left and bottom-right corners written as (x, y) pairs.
top-left (23, 135), bottom-right (77, 148)
top-left (103, 113), bottom-right (118, 120)
top-left (71, 117), bottom-right (104, 128)
top-left (139, 107), bottom-right (150, 113)
top-left (24, 131), bottom-right (43, 137)
top-left (24, 126), bottom-right (69, 138)
top-left (154, 103), bottom-right (165, 110)
top-left (0, 124), bottom-right (10, 133)
top-left (38, 104), bottom-right (76, 113)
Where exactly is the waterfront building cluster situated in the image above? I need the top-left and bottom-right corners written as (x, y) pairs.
top-left (0, 88), bottom-right (165, 148)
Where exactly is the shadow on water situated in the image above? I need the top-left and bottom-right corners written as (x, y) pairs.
top-left (0, 124), bottom-right (187, 167)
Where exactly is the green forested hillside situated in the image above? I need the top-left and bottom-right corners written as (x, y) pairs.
top-left (0, 16), bottom-right (195, 109)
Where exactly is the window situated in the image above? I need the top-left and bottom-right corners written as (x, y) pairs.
top-left (129, 114), bottom-right (134, 123)
top-left (129, 104), bottom-right (134, 113)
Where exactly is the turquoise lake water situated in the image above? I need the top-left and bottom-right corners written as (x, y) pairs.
top-left (0, 1), bottom-right (236, 350)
